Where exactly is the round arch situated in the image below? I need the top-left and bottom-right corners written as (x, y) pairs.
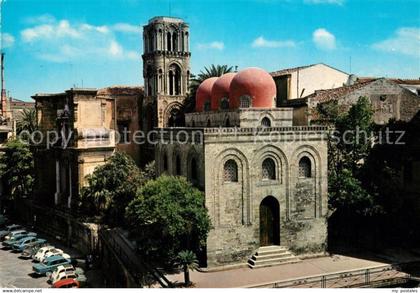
top-left (259, 196), bottom-right (280, 246)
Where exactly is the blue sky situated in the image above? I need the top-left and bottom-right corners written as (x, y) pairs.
top-left (1, 0), bottom-right (419, 101)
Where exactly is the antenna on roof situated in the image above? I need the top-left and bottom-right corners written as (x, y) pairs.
top-left (349, 56), bottom-right (352, 74)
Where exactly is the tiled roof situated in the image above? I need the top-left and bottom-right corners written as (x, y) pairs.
top-left (270, 65), bottom-right (314, 77)
top-left (270, 63), bottom-right (349, 77)
top-left (97, 86), bottom-right (144, 96)
top-left (358, 77), bottom-right (420, 85)
top-left (306, 79), bottom-right (376, 104)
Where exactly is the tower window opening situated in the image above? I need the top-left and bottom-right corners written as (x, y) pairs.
top-left (167, 32), bottom-right (172, 51)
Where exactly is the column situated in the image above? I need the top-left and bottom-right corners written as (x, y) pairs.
top-left (55, 160), bottom-right (60, 205)
top-left (67, 165), bottom-right (72, 209)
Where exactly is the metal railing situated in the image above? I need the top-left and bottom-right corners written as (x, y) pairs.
top-left (99, 228), bottom-right (173, 288)
top-left (250, 263), bottom-right (414, 288)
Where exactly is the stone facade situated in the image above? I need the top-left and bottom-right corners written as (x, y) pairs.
top-left (142, 16), bottom-right (191, 129)
top-left (155, 108), bottom-right (329, 267)
top-left (285, 78), bottom-right (420, 126)
top-left (32, 86), bottom-right (143, 208)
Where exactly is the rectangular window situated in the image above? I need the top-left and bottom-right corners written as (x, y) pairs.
top-left (117, 121), bottom-right (130, 144)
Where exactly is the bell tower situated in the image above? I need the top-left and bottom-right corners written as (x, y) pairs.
top-left (142, 16), bottom-right (191, 128)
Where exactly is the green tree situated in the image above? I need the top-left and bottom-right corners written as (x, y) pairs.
top-left (126, 175), bottom-right (211, 267)
top-left (319, 97), bottom-right (377, 215)
top-left (176, 250), bottom-right (198, 286)
top-left (0, 138), bottom-right (34, 199)
top-left (184, 64), bottom-right (234, 113)
top-left (16, 108), bottom-right (37, 135)
top-left (80, 152), bottom-right (154, 225)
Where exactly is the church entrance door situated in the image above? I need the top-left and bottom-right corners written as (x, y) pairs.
top-left (259, 196), bottom-right (280, 246)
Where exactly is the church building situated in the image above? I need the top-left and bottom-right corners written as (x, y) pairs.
top-left (153, 64), bottom-right (329, 267)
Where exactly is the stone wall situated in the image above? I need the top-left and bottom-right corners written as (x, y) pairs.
top-left (338, 79), bottom-right (420, 124)
top-left (185, 108), bottom-right (293, 128)
top-left (155, 126), bottom-right (329, 267)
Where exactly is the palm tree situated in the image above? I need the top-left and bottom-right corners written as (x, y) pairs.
top-left (184, 64), bottom-right (234, 113)
top-left (176, 250), bottom-right (199, 286)
top-left (16, 108), bottom-right (37, 135)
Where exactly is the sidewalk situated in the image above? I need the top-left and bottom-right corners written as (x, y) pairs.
top-left (166, 254), bottom-right (394, 288)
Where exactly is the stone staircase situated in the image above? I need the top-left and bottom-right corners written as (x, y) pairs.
top-left (248, 245), bottom-right (301, 269)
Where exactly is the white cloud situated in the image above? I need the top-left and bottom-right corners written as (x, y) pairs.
top-left (312, 28), bottom-right (336, 50)
top-left (372, 27), bottom-right (420, 57)
top-left (252, 36), bottom-right (296, 48)
top-left (111, 23), bottom-right (140, 34)
top-left (1, 33), bottom-right (15, 48)
top-left (20, 17), bottom-right (140, 62)
top-left (24, 14), bottom-right (56, 25)
top-left (304, 0), bottom-right (344, 5)
top-left (197, 41), bottom-right (224, 50)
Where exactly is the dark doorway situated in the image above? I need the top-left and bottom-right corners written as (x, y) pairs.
top-left (259, 196), bottom-right (280, 246)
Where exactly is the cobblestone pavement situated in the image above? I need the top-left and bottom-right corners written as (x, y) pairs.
top-left (0, 242), bottom-right (49, 288)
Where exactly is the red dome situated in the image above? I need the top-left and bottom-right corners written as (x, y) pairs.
top-left (210, 73), bottom-right (236, 111)
top-left (229, 67), bottom-right (276, 109)
top-left (195, 77), bottom-right (218, 112)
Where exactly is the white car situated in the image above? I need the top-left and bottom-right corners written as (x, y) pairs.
top-left (42, 248), bottom-right (71, 262)
top-left (33, 246), bottom-right (55, 262)
top-left (47, 264), bottom-right (75, 283)
top-left (52, 271), bottom-right (78, 285)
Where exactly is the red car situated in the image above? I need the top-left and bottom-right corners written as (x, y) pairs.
top-left (52, 278), bottom-right (80, 288)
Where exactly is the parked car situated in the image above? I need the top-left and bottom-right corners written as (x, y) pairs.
top-left (52, 278), bottom-right (80, 288)
top-left (43, 248), bottom-right (71, 262)
top-left (32, 255), bottom-right (71, 275)
top-left (47, 264), bottom-right (75, 283)
top-left (33, 246), bottom-right (55, 262)
top-left (0, 225), bottom-right (24, 240)
top-left (52, 271), bottom-right (78, 285)
top-left (21, 243), bottom-right (44, 259)
top-left (2, 232), bottom-right (37, 248)
top-left (4, 229), bottom-right (32, 241)
top-left (12, 237), bottom-right (47, 252)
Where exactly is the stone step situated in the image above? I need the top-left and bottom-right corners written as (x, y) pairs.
top-left (248, 258), bottom-right (301, 269)
top-left (255, 248), bottom-right (289, 255)
top-left (258, 245), bottom-right (288, 252)
top-left (248, 255), bottom-right (298, 266)
top-left (252, 251), bottom-right (293, 261)
top-left (248, 246), bottom-right (301, 269)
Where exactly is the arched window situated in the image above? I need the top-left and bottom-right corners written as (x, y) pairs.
top-left (206, 119), bottom-right (211, 127)
top-left (225, 118), bottom-right (231, 127)
top-left (168, 63), bottom-right (181, 96)
top-left (176, 155), bottom-right (182, 175)
top-left (262, 158), bottom-right (276, 180)
top-left (299, 157), bottom-right (311, 178)
top-left (224, 159), bottom-right (238, 182)
top-left (167, 32), bottom-right (172, 51)
top-left (191, 158), bottom-right (198, 181)
top-left (204, 100), bottom-right (211, 112)
top-left (240, 95), bottom-right (251, 108)
top-left (261, 117), bottom-right (271, 127)
top-left (220, 98), bottom-right (229, 110)
top-left (172, 31), bottom-right (178, 51)
top-left (163, 154), bottom-right (168, 171)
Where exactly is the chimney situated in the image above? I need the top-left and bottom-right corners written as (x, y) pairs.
top-left (1, 53), bottom-right (6, 116)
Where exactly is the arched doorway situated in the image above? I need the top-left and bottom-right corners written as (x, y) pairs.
top-left (166, 104), bottom-right (185, 127)
top-left (259, 196), bottom-right (280, 246)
